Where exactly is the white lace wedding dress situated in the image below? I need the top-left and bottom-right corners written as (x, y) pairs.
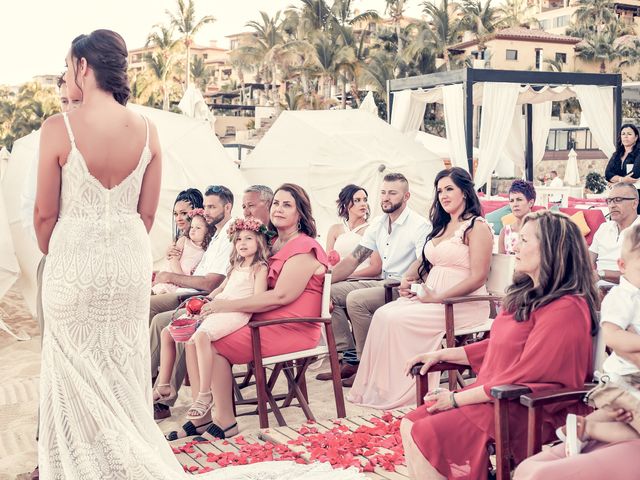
top-left (38, 112), bottom-right (364, 480)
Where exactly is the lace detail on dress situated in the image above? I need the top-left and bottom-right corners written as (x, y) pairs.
top-left (451, 216), bottom-right (489, 244)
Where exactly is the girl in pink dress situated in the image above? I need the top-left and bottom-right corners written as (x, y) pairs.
top-left (183, 217), bottom-right (270, 420)
top-left (347, 168), bottom-right (493, 410)
top-left (165, 184), bottom-right (328, 442)
top-left (152, 209), bottom-right (212, 294)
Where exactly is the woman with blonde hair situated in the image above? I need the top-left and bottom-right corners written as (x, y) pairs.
top-left (401, 210), bottom-right (599, 479)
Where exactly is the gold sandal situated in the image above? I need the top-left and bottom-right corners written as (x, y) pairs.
top-left (186, 391), bottom-right (214, 420)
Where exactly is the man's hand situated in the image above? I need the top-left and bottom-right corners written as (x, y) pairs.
top-left (153, 271), bottom-right (172, 285)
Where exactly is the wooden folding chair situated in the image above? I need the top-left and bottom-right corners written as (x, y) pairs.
top-left (395, 254), bottom-right (514, 391)
top-left (247, 272), bottom-right (346, 428)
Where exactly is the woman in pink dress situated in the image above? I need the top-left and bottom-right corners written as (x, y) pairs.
top-left (347, 168), bottom-right (493, 410)
top-left (166, 183), bottom-right (328, 441)
top-left (400, 210), bottom-right (599, 480)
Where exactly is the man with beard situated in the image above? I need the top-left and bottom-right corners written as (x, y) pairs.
top-left (590, 182), bottom-right (640, 289)
top-left (317, 173), bottom-right (430, 387)
top-left (149, 185), bottom-right (234, 419)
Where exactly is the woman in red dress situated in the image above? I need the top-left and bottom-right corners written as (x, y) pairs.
top-left (401, 210), bottom-right (600, 479)
top-left (167, 183), bottom-right (328, 441)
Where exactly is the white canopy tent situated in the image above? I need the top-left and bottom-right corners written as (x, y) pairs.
top-left (241, 109), bottom-right (444, 239)
top-left (387, 68), bottom-right (622, 189)
top-left (1, 104), bottom-right (245, 314)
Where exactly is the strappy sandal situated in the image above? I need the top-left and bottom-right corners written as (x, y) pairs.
top-left (186, 391), bottom-right (214, 420)
top-left (565, 414), bottom-right (588, 457)
top-left (152, 384), bottom-right (175, 404)
top-left (165, 420), bottom-right (213, 441)
top-left (193, 421), bottom-right (238, 442)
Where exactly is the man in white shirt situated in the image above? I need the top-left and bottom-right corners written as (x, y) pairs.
top-left (590, 183), bottom-right (640, 287)
top-left (549, 170), bottom-right (564, 188)
top-left (317, 173), bottom-right (430, 386)
top-left (149, 185), bottom-right (234, 419)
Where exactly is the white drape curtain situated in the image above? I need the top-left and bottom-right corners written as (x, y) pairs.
top-left (495, 107), bottom-right (524, 177)
top-left (410, 84), bottom-right (577, 106)
top-left (442, 84), bottom-right (469, 172)
top-left (475, 83), bottom-right (521, 189)
top-left (532, 101), bottom-right (553, 167)
top-left (390, 90), bottom-right (427, 134)
top-left (574, 85), bottom-right (616, 158)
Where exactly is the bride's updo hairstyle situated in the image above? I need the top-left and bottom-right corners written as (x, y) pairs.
top-left (71, 29), bottom-right (130, 106)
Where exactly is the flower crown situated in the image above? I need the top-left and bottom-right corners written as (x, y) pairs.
top-left (227, 217), bottom-right (274, 239)
top-left (187, 208), bottom-right (206, 219)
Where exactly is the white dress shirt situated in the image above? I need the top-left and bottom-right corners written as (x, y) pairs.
top-left (601, 276), bottom-right (640, 376)
top-left (589, 216), bottom-right (640, 271)
top-left (175, 224), bottom-right (232, 294)
top-left (359, 207), bottom-right (431, 279)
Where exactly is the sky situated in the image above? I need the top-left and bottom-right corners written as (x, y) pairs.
top-left (1, 0), bottom-right (426, 86)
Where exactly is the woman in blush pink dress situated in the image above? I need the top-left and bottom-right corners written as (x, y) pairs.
top-left (165, 183), bottom-right (328, 441)
top-left (347, 167), bottom-right (493, 410)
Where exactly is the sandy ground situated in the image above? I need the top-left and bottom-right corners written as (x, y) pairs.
top-left (0, 287), bottom-right (379, 479)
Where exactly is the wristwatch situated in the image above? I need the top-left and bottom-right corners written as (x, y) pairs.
top-left (597, 270), bottom-right (605, 280)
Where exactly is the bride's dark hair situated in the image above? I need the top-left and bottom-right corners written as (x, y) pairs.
top-left (71, 29), bottom-right (130, 106)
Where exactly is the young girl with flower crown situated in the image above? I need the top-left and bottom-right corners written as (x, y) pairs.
top-left (153, 217), bottom-right (270, 419)
top-left (152, 209), bottom-right (213, 295)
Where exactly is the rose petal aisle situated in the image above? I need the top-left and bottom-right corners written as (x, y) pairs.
top-left (171, 408), bottom-right (413, 478)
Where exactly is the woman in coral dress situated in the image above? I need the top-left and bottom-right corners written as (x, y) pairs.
top-left (170, 183), bottom-right (328, 442)
top-left (400, 210), bottom-right (599, 480)
top-left (348, 168), bottom-right (493, 409)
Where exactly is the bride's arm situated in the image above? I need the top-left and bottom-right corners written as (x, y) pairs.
top-left (34, 116), bottom-right (65, 254)
top-left (137, 121), bottom-right (162, 233)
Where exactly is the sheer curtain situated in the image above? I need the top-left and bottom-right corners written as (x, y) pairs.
top-left (474, 83), bottom-right (521, 188)
top-left (390, 89), bottom-right (427, 134)
top-left (574, 85), bottom-right (615, 158)
top-left (442, 84), bottom-right (470, 172)
top-left (532, 101), bottom-right (553, 168)
top-left (495, 107), bottom-right (524, 177)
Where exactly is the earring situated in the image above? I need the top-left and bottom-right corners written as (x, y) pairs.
top-left (297, 222), bottom-right (301, 231)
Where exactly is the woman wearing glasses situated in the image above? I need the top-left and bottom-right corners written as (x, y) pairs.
top-left (604, 124), bottom-right (640, 213)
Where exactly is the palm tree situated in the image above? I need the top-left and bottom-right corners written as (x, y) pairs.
top-left (403, 22), bottom-right (438, 74)
top-left (145, 24), bottom-right (179, 110)
top-left (190, 56), bottom-right (212, 91)
top-left (576, 24), bottom-right (628, 73)
top-left (573, 0), bottom-right (617, 33)
top-left (360, 50), bottom-right (396, 94)
top-left (384, 0), bottom-right (408, 58)
top-left (146, 52), bottom-right (175, 109)
top-left (166, 0), bottom-right (215, 89)
top-left (240, 11), bottom-right (286, 105)
top-left (462, 0), bottom-right (504, 58)
top-left (310, 31), bottom-right (356, 101)
top-left (422, 0), bottom-right (465, 71)
top-left (497, 0), bottom-right (539, 28)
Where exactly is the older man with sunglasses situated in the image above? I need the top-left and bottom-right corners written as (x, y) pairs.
top-left (589, 182), bottom-right (640, 287)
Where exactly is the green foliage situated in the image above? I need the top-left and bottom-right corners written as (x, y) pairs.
top-left (0, 83), bottom-right (60, 151)
top-left (585, 171), bottom-right (607, 194)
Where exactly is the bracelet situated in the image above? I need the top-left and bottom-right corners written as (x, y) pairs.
top-left (451, 392), bottom-right (459, 409)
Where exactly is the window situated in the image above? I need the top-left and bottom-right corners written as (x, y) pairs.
top-left (539, 19), bottom-right (550, 30)
top-left (555, 52), bottom-right (567, 63)
top-left (506, 49), bottom-right (518, 61)
top-left (230, 40), bottom-right (238, 50)
top-left (535, 48), bottom-right (543, 70)
top-left (553, 15), bottom-right (570, 28)
top-left (368, 22), bottom-right (377, 32)
top-left (203, 53), bottom-right (208, 59)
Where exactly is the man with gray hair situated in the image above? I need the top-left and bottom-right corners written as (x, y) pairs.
top-left (242, 184), bottom-right (273, 225)
top-left (590, 182), bottom-right (640, 286)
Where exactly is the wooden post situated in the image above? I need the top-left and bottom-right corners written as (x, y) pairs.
top-left (464, 69), bottom-right (474, 175)
top-left (525, 104), bottom-right (534, 182)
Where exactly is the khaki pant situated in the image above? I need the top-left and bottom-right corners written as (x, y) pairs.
top-left (35, 255), bottom-right (46, 441)
top-left (149, 308), bottom-right (187, 407)
top-left (149, 293), bottom-right (180, 325)
top-left (330, 280), bottom-right (396, 357)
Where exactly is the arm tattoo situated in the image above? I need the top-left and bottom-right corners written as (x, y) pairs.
top-left (352, 245), bottom-right (373, 265)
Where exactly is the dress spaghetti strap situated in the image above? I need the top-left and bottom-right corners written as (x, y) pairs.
top-left (61, 112), bottom-right (76, 148)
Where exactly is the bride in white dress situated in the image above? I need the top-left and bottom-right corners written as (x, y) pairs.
top-left (34, 29), bottom-right (363, 480)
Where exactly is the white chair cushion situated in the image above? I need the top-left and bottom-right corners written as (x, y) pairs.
top-left (262, 345), bottom-right (329, 366)
top-left (455, 319), bottom-right (493, 337)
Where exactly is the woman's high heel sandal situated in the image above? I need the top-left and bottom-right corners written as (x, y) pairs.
top-left (186, 391), bottom-right (214, 420)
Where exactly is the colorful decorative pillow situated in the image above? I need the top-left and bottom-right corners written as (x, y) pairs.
top-left (569, 210), bottom-right (591, 237)
top-left (485, 205), bottom-right (512, 235)
top-left (501, 213), bottom-right (516, 227)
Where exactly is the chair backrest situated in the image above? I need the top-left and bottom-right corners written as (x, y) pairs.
top-left (486, 254), bottom-right (516, 296)
top-left (592, 313), bottom-right (608, 374)
top-left (317, 272), bottom-right (333, 348)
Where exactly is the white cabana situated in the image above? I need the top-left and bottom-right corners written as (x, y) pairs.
top-left (241, 109), bottom-right (444, 239)
top-left (1, 105), bottom-right (245, 314)
top-left (178, 85), bottom-right (215, 127)
top-left (388, 68), bottom-right (621, 189)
